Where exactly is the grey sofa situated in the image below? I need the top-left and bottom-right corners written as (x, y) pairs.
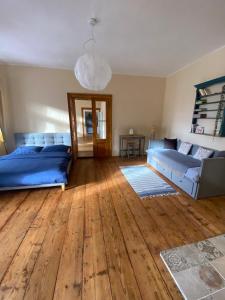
top-left (146, 139), bottom-right (225, 199)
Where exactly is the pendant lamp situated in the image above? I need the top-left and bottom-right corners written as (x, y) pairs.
top-left (74, 18), bottom-right (112, 91)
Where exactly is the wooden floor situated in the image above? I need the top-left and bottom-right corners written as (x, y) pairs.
top-left (0, 158), bottom-right (225, 300)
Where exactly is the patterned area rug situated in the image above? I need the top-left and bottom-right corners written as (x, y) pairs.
top-left (120, 165), bottom-right (177, 198)
top-left (161, 234), bottom-right (225, 300)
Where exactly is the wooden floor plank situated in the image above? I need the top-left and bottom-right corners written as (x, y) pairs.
top-left (169, 195), bottom-right (219, 238)
top-left (0, 191), bottom-right (29, 231)
top-left (0, 189), bottom-right (61, 300)
top-left (111, 160), bottom-right (182, 299)
top-left (0, 158), bottom-right (225, 300)
top-left (53, 161), bottom-right (85, 300)
top-left (143, 195), bottom-right (187, 247)
top-left (0, 189), bottom-right (47, 284)
top-left (154, 195), bottom-right (206, 243)
top-left (23, 189), bottom-right (73, 300)
top-left (82, 160), bottom-right (112, 300)
top-left (177, 194), bottom-right (225, 233)
top-left (103, 160), bottom-right (172, 300)
top-left (97, 162), bottom-right (143, 300)
top-left (91, 178), bottom-right (112, 300)
top-left (0, 192), bottom-right (16, 209)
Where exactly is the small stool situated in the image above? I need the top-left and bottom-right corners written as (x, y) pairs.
top-left (127, 141), bottom-right (136, 159)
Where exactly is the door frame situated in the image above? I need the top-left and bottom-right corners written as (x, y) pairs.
top-left (67, 93), bottom-right (112, 159)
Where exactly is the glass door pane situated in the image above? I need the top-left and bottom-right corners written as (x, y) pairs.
top-left (96, 101), bottom-right (107, 139)
top-left (75, 99), bottom-right (94, 157)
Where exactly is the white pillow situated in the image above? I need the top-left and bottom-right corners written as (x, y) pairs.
top-left (193, 147), bottom-right (213, 160)
top-left (178, 142), bottom-right (192, 155)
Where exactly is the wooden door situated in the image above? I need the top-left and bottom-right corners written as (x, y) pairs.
top-left (93, 97), bottom-right (112, 157)
top-left (67, 93), bottom-right (112, 159)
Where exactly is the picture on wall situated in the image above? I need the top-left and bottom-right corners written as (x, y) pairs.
top-left (83, 109), bottom-right (93, 135)
top-left (195, 126), bottom-right (205, 134)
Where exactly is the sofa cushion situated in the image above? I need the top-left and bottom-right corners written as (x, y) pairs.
top-left (164, 138), bottom-right (177, 150)
top-left (190, 144), bottom-right (215, 157)
top-left (193, 147), bottom-right (214, 160)
top-left (189, 144), bottom-right (200, 156)
top-left (151, 149), bottom-right (201, 177)
top-left (178, 142), bottom-right (192, 155)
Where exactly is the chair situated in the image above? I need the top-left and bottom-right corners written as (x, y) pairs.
top-left (127, 141), bottom-right (136, 158)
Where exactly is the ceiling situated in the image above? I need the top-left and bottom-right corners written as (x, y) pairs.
top-left (1, 0), bottom-right (225, 77)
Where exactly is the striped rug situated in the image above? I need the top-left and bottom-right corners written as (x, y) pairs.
top-left (120, 165), bottom-right (177, 198)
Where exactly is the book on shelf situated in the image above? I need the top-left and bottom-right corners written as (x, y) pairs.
top-left (200, 113), bottom-right (207, 118)
top-left (194, 108), bottom-right (207, 112)
top-left (199, 88), bottom-right (211, 97)
top-left (195, 126), bottom-right (205, 134)
top-left (196, 99), bottom-right (207, 105)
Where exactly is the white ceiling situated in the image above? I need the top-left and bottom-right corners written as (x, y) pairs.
top-left (1, 0), bottom-right (225, 76)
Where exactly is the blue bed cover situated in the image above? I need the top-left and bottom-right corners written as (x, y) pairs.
top-left (0, 152), bottom-right (71, 187)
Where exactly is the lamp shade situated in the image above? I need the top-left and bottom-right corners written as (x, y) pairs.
top-left (0, 128), bottom-right (4, 143)
top-left (75, 51), bottom-right (112, 91)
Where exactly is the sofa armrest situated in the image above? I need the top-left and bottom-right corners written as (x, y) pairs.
top-left (147, 139), bottom-right (164, 150)
top-left (197, 157), bottom-right (225, 198)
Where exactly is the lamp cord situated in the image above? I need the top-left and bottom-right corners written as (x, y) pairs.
top-left (83, 18), bottom-right (97, 52)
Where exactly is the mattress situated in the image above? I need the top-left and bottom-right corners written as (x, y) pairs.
top-left (150, 149), bottom-right (201, 177)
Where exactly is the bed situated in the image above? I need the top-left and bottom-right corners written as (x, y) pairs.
top-left (0, 132), bottom-right (72, 191)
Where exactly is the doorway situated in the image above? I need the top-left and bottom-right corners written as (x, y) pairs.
top-left (68, 93), bottom-right (112, 158)
top-left (76, 99), bottom-right (94, 157)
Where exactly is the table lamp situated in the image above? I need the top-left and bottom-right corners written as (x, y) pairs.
top-left (0, 128), bottom-right (7, 154)
top-left (150, 125), bottom-right (157, 140)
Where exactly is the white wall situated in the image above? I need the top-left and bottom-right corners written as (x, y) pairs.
top-left (162, 46), bottom-right (225, 150)
top-left (3, 64), bottom-right (165, 155)
top-left (3, 47), bottom-right (225, 155)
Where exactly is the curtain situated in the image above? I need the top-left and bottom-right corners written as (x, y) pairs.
top-left (0, 91), bottom-right (4, 130)
top-left (0, 91), bottom-right (6, 154)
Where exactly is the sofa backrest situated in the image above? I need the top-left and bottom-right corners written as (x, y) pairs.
top-left (150, 138), bottom-right (225, 158)
top-left (213, 150), bottom-right (225, 158)
top-left (175, 139), bottom-right (225, 158)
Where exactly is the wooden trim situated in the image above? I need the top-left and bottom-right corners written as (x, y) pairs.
top-left (67, 94), bottom-right (78, 159)
top-left (195, 75), bottom-right (225, 89)
top-left (92, 99), bottom-right (97, 152)
top-left (107, 98), bottom-right (112, 155)
top-left (67, 93), bottom-right (112, 100)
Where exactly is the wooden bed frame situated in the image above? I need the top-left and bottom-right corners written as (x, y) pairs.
top-left (0, 132), bottom-right (72, 192)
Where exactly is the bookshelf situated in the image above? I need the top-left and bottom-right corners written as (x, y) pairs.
top-left (191, 76), bottom-right (225, 137)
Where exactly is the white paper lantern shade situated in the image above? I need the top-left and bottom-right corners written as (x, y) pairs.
top-left (75, 51), bottom-right (112, 91)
